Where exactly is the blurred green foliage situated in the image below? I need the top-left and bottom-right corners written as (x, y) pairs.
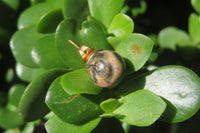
top-left (0, 0), bottom-right (200, 133)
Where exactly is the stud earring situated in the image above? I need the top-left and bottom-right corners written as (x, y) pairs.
top-left (68, 40), bottom-right (125, 88)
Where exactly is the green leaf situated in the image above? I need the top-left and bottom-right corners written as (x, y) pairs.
top-left (158, 26), bottom-right (190, 50)
top-left (19, 68), bottom-right (68, 122)
top-left (115, 65), bottom-right (200, 123)
top-left (113, 90), bottom-right (166, 126)
top-left (21, 122), bottom-right (35, 133)
top-left (148, 34), bottom-right (158, 45)
top-left (55, 19), bottom-right (83, 69)
top-left (189, 13), bottom-right (200, 44)
top-left (145, 66), bottom-right (200, 122)
top-left (31, 34), bottom-right (67, 69)
top-left (4, 129), bottom-right (20, 133)
top-left (16, 62), bottom-right (46, 82)
top-left (63, 0), bottom-right (89, 29)
top-left (30, 0), bottom-right (45, 5)
top-left (1, 0), bottom-right (19, 10)
top-left (46, 77), bottom-right (111, 124)
top-left (37, 8), bottom-right (63, 33)
top-left (131, 0), bottom-right (147, 17)
top-left (107, 36), bottom-right (124, 49)
top-left (108, 14), bottom-right (134, 37)
top-left (0, 108), bottom-right (24, 129)
top-left (8, 84), bottom-right (26, 107)
top-left (46, 0), bottom-right (64, 7)
top-left (55, 18), bottom-right (112, 70)
top-left (115, 33), bottom-right (154, 73)
top-left (107, 13), bottom-right (134, 49)
top-left (10, 26), bottom-right (46, 67)
top-left (122, 122), bottom-right (131, 133)
top-left (61, 69), bottom-right (102, 95)
top-left (5, 68), bottom-right (14, 83)
top-left (45, 114), bottom-right (101, 133)
top-left (88, 0), bottom-right (125, 28)
top-left (44, 112), bottom-right (54, 120)
top-left (100, 112), bottom-right (119, 118)
top-left (5, 122), bottom-right (35, 133)
top-left (121, 5), bottom-right (130, 14)
top-left (17, 3), bottom-right (53, 29)
top-left (63, 0), bottom-right (88, 19)
top-left (17, 1), bottom-right (63, 29)
top-left (191, 0), bottom-right (200, 14)
top-left (78, 17), bottom-right (112, 50)
top-left (100, 98), bottom-right (120, 112)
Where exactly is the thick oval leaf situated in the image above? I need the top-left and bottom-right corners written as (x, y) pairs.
top-left (63, 0), bottom-right (89, 30)
top-left (56, 18), bottom-right (112, 70)
top-left (191, 0), bottom-right (200, 14)
top-left (107, 36), bottom-right (125, 49)
top-left (189, 13), bottom-right (200, 44)
top-left (10, 26), bottom-right (46, 67)
top-left (61, 69), bottom-right (102, 95)
top-left (17, 3), bottom-right (52, 29)
top-left (100, 98), bottom-right (120, 112)
top-left (17, 1), bottom-right (63, 29)
top-left (8, 84), bottom-right (26, 107)
top-left (37, 8), bottom-right (63, 33)
top-left (115, 65), bottom-right (200, 123)
top-left (55, 19), bottom-right (84, 69)
top-left (31, 34), bottom-right (67, 69)
top-left (30, 0), bottom-right (45, 5)
top-left (46, 0), bottom-right (64, 7)
top-left (19, 68), bottom-right (68, 121)
top-left (107, 13), bottom-right (134, 49)
top-left (63, 0), bottom-right (88, 19)
top-left (45, 114), bottom-right (101, 133)
top-left (108, 14), bottom-right (134, 37)
top-left (88, 0), bottom-right (125, 28)
top-left (158, 26), bottom-right (190, 50)
top-left (115, 33), bottom-right (154, 73)
top-left (144, 66), bottom-right (200, 122)
top-left (46, 77), bottom-right (111, 124)
top-left (113, 90), bottom-right (166, 126)
top-left (16, 62), bottom-right (46, 82)
top-left (78, 17), bottom-right (112, 50)
top-left (0, 108), bottom-right (24, 129)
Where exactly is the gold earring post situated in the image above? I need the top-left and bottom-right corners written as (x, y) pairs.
top-left (68, 40), bottom-right (80, 49)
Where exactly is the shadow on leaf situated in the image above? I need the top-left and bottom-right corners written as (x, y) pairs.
top-left (159, 97), bottom-right (177, 122)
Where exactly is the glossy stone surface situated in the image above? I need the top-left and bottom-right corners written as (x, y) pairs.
top-left (87, 50), bottom-right (125, 88)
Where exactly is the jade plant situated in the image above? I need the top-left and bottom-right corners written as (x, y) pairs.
top-left (0, 0), bottom-right (200, 132)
